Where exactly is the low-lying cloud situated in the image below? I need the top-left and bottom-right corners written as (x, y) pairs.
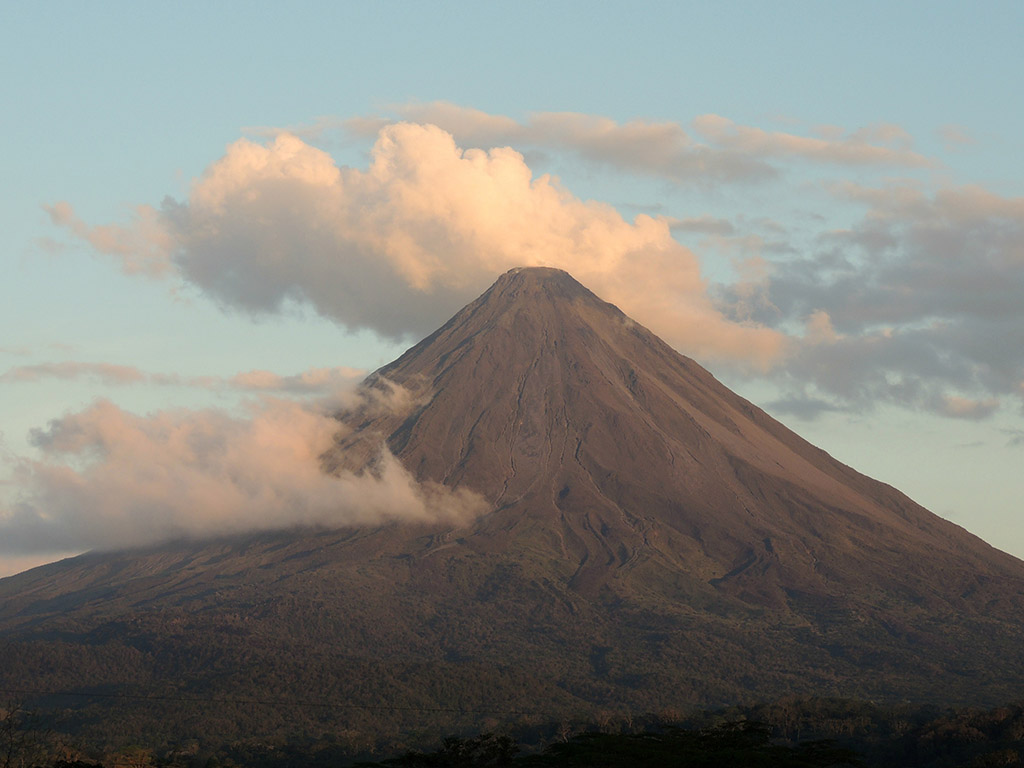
top-left (1, 392), bottom-right (487, 555)
top-left (50, 122), bottom-right (786, 370)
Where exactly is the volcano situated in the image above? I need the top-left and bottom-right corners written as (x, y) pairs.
top-left (325, 267), bottom-right (1024, 609)
top-left (2, 267), bottom-right (1024, 746)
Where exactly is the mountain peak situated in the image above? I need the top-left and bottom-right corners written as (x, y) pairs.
top-left (495, 265), bottom-right (585, 289)
top-left (482, 265), bottom-right (604, 309)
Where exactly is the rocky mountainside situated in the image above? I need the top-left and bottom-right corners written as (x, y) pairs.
top-left (2, 267), bottom-right (1024, 750)
top-left (326, 266), bottom-right (1024, 608)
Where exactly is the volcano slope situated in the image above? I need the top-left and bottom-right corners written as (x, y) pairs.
top-left (3, 267), bottom-right (1024, 746)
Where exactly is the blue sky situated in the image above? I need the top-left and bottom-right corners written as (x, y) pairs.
top-left (2, 2), bottom-right (1024, 575)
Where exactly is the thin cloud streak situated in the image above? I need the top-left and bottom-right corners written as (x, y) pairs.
top-left (691, 114), bottom-right (934, 168)
top-left (1, 362), bottom-right (366, 394)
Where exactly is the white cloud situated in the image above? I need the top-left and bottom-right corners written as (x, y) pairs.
top-left (1, 394), bottom-right (486, 554)
top-left (51, 123), bottom-right (787, 370)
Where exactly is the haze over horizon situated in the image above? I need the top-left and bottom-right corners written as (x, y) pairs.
top-left (2, 2), bottom-right (1024, 575)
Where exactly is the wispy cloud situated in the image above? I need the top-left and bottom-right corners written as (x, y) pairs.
top-left (2, 361), bottom-right (149, 385)
top-left (936, 395), bottom-right (1000, 420)
top-left (340, 102), bottom-right (936, 185)
top-left (1, 362), bottom-right (365, 394)
top-left (0, 346), bottom-right (32, 357)
top-left (691, 115), bottom-right (934, 168)
top-left (44, 200), bottom-right (173, 277)
top-left (670, 216), bottom-right (737, 236)
top-left (938, 124), bottom-right (977, 151)
top-left (1003, 428), bottom-right (1024, 448)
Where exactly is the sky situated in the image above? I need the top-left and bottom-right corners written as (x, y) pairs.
top-left (2, 1), bottom-right (1024, 576)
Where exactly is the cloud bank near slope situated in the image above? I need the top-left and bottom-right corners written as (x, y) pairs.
top-left (0, 390), bottom-right (486, 555)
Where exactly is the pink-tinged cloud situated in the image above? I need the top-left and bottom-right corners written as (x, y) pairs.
top-left (691, 115), bottom-right (935, 168)
top-left (228, 367), bottom-right (365, 393)
top-left (51, 124), bottom-right (788, 371)
top-left (937, 395), bottom-right (1000, 420)
top-left (938, 124), bottom-right (976, 151)
top-left (345, 102), bottom-right (936, 180)
top-left (0, 361), bottom-right (148, 384)
top-left (2, 395), bottom-right (486, 554)
top-left (1, 362), bottom-right (365, 394)
top-left (380, 103), bottom-right (771, 183)
top-left (44, 200), bottom-right (173, 276)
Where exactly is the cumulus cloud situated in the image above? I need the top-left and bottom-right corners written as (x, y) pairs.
top-left (1, 362), bottom-right (364, 394)
top-left (51, 123), bottom-right (787, 370)
top-left (1, 393), bottom-right (487, 555)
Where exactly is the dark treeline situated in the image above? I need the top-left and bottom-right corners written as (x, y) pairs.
top-left (4, 697), bottom-right (1024, 768)
top-left (351, 723), bottom-right (863, 767)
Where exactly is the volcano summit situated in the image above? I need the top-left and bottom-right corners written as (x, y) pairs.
top-left (2, 267), bottom-right (1024, 743)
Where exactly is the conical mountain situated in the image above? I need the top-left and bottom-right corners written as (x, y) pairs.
top-left (325, 266), bottom-right (1023, 607)
top-left (3, 267), bottom-right (1024, 750)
